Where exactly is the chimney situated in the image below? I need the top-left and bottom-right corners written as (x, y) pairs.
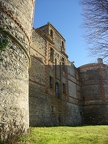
top-left (97, 58), bottom-right (103, 64)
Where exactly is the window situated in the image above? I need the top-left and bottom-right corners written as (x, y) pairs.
top-left (51, 106), bottom-right (54, 113)
top-left (58, 113), bottom-right (61, 125)
top-left (62, 41), bottom-right (64, 48)
top-left (80, 111), bottom-right (83, 116)
top-left (49, 76), bottom-right (53, 88)
top-left (83, 97), bottom-right (85, 101)
top-left (63, 83), bottom-right (66, 93)
top-left (62, 57), bottom-right (65, 71)
top-left (55, 82), bottom-right (59, 98)
top-left (55, 59), bottom-right (57, 76)
top-left (50, 29), bottom-right (53, 39)
top-left (50, 48), bottom-right (54, 62)
top-left (61, 41), bottom-right (65, 52)
top-left (62, 57), bottom-right (64, 65)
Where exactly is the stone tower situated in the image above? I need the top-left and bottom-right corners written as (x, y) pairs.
top-left (79, 59), bottom-right (108, 125)
top-left (0, 0), bottom-right (35, 139)
top-left (29, 23), bottom-right (82, 127)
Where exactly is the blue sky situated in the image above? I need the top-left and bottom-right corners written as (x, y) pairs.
top-left (33, 0), bottom-right (97, 67)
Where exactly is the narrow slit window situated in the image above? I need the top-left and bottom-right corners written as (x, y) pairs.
top-left (62, 57), bottom-right (65, 71)
top-left (62, 41), bottom-right (64, 48)
top-left (50, 29), bottom-right (53, 39)
top-left (49, 76), bottom-right (53, 88)
top-left (63, 83), bottom-right (66, 93)
top-left (55, 59), bottom-right (57, 76)
top-left (50, 48), bottom-right (54, 62)
top-left (55, 82), bottom-right (59, 98)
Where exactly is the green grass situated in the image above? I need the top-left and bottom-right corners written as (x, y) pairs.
top-left (19, 126), bottom-right (108, 144)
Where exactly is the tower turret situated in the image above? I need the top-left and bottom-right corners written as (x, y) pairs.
top-left (79, 59), bottom-right (108, 125)
top-left (0, 0), bottom-right (35, 141)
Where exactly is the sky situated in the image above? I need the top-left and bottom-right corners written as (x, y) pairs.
top-left (33, 0), bottom-right (97, 67)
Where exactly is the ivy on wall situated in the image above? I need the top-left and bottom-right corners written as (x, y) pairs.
top-left (0, 27), bottom-right (9, 61)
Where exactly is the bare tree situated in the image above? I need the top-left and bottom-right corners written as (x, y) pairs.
top-left (80, 0), bottom-right (108, 62)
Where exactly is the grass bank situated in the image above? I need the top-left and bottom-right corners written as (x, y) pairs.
top-left (19, 125), bottom-right (108, 144)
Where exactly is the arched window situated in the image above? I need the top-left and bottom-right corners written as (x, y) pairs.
top-left (55, 82), bottom-right (59, 98)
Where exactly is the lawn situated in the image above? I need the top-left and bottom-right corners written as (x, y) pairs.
top-left (19, 126), bottom-right (108, 144)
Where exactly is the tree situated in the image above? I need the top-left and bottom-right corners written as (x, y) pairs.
top-left (80, 0), bottom-right (108, 62)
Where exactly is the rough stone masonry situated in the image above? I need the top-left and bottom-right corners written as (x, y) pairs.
top-left (0, 0), bottom-right (35, 139)
top-left (0, 0), bottom-right (108, 142)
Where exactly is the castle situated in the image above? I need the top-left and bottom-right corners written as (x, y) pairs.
top-left (29, 23), bottom-right (108, 126)
top-left (0, 0), bottom-right (108, 139)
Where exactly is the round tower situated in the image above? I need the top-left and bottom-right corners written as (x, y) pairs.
top-left (0, 0), bottom-right (35, 140)
top-left (79, 59), bottom-right (108, 125)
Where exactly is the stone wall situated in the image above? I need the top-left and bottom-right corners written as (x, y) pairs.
top-left (39, 23), bottom-right (66, 52)
top-left (29, 23), bottom-right (108, 127)
top-left (2, 0), bottom-right (108, 138)
top-left (65, 61), bottom-right (82, 125)
top-left (79, 63), bottom-right (108, 124)
top-left (49, 24), bottom-right (66, 52)
top-left (63, 102), bottom-right (82, 125)
top-left (0, 0), bottom-right (35, 140)
top-left (29, 25), bottom-right (82, 126)
top-left (29, 29), bottom-right (46, 126)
